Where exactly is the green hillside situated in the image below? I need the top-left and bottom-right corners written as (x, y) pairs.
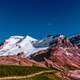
top-left (0, 65), bottom-right (63, 80)
top-left (0, 65), bottom-right (50, 77)
top-left (16, 72), bottom-right (63, 80)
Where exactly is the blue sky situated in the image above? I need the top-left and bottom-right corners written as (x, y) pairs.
top-left (0, 0), bottom-right (80, 41)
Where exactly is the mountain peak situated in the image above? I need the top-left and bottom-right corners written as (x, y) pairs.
top-left (26, 35), bottom-right (38, 42)
top-left (0, 35), bottom-right (47, 57)
top-left (0, 34), bottom-right (80, 57)
top-left (59, 35), bottom-right (65, 38)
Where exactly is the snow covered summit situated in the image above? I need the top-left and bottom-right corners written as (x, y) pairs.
top-left (0, 35), bottom-right (48, 57)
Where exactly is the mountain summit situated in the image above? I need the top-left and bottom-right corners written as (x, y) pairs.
top-left (0, 35), bottom-right (48, 57)
top-left (0, 34), bottom-right (79, 57)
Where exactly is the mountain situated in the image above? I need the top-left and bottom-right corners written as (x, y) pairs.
top-left (0, 34), bottom-right (80, 79)
top-left (0, 35), bottom-right (48, 57)
top-left (69, 34), bottom-right (80, 46)
top-left (0, 34), bottom-right (63, 57)
top-left (30, 35), bottom-right (80, 79)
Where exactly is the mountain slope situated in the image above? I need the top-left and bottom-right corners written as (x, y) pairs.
top-left (0, 35), bottom-right (48, 57)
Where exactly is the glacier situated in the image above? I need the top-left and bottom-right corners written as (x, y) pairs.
top-left (0, 35), bottom-right (48, 57)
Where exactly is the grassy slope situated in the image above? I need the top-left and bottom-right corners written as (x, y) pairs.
top-left (0, 65), bottom-right (63, 80)
top-left (15, 72), bottom-right (63, 80)
top-left (0, 65), bottom-right (50, 77)
top-left (9, 72), bottom-right (63, 80)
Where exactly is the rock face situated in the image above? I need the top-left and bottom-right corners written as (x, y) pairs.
top-left (30, 36), bottom-right (80, 80)
top-left (0, 56), bottom-right (46, 67)
top-left (70, 34), bottom-right (80, 46)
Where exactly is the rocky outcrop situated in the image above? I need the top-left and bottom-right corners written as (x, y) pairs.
top-left (0, 56), bottom-right (46, 67)
top-left (30, 36), bottom-right (80, 80)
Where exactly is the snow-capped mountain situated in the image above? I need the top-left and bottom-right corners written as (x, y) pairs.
top-left (0, 34), bottom-right (80, 80)
top-left (0, 34), bottom-right (66, 57)
top-left (0, 34), bottom-right (79, 57)
top-left (0, 35), bottom-right (48, 57)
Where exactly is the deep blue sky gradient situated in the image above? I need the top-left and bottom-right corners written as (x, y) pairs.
top-left (0, 0), bottom-right (80, 41)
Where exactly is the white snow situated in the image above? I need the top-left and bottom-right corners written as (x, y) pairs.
top-left (59, 35), bottom-right (65, 38)
top-left (0, 35), bottom-right (48, 57)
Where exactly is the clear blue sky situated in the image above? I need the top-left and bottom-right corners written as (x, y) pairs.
top-left (0, 0), bottom-right (80, 41)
